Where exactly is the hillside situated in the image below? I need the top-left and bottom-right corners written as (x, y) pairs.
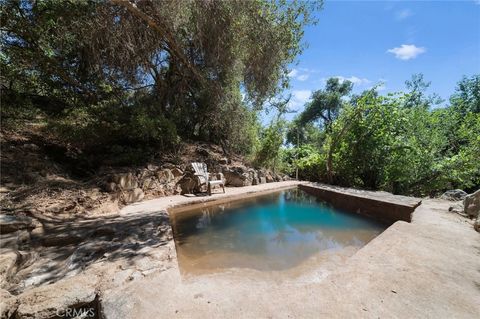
top-left (0, 124), bottom-right (288, 219)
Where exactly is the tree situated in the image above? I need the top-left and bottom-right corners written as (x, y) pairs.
top-left (404, 73), bottom-right (443, 109)
top-left (287, 74), bottom-right (480, 194)
top-left (450, 75), bottom-right (480, 115)
top-left (297, 78), bottom-right (353, 131)
top-left (1, 0), bottom-right (323, 157)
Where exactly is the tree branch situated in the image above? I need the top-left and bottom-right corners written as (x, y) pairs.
top-left (110, 0), bottom-right (205, 86)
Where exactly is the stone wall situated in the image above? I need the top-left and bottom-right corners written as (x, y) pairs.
top-left (102, 163), bottom-right (292, 203)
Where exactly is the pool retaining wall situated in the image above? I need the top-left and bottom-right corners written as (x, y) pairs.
top-left (299, 184), bottom-right (422, 224)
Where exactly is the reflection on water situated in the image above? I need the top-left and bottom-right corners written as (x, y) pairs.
top-left (171, 188), bottom-right (387, 274)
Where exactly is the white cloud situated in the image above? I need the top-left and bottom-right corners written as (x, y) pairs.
top-left (288, 68), bottom-right (312, 82)
top-left (297, 74), bottom-right (309, 81)
top-left (288, 90), bottom-right (311, 110)
top-left (327, 76), bottom-right (371, 86)
top-left (396, 9), bottom-right (413, 20)
top-left (288, 69), bottom-right (299, 78)
top-left (387, 44), bottom-right (426, 60)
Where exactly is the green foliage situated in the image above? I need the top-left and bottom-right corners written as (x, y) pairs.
top-left (254, 119), bottom-right (286, 170)
top-left (283, 145), bottom-right (326, 180)
top-left (1, 0), bottom-right (322, 162)
top-left (450, 75), bottom-right (480, 114)
top-left (298, 77), bottom-right (352, 130)
top-left (286, 120), bottom-right (325, 148)
top-left (287, 75), bottom-right (480, 195)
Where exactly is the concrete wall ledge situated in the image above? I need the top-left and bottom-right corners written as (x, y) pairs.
top-left (299, 183), bottom-right (422, 224)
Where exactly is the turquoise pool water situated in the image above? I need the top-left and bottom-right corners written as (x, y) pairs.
top-left (171, 188), bottom-right (387, 273)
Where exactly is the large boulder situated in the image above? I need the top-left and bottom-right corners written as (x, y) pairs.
top-left (123, 188), bottom-right (145, 204)
top-left (440, 189), bottom-right (468, 201)
top-left (474, 218), bottom-right (480, 232)
top-left (16, 274), bottom-right (99, 319)
top-left (222, 167), bottom-right (252, 187)
top-left (146, 164), bottom-right (158, 171)
top-left (156, 169), bottom-right (174, 184)
top-left (178, 174), bottom-right (197, 195)
top-left (171, 168), bottom-right (183, 178)
top-left (111, 172), bottom-right (138, 190)
top-left (0, 288), bottom-right (17, 319)
top-left (0, 249), bottom-right (19, 286)
top-left (273, 173), bottom-right (282, 182)
top-left (464, 189), bottom-right (480, 218)
top-left (247, 169), bottom-right (259, 186)
top-left (140, 177), bottom-right (159, 191)
top-left (265, 172), bottom-right (274, 183)
top-left (137, 168), bottom-right (154, 181)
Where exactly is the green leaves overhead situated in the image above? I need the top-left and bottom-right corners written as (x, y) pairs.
top-left (1, 0), bottom-right (322, 154)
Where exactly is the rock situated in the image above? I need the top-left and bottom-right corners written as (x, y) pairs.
top-left (222, 167), bottom-right (252, 187)
top-left (273, 173), bottom-right (282, 182)
top-left (0, 288), bottom-right (18, 319)
top-left (147, 164), bottom-right (158, 171)
top-left (474, 218), bottom-right (480, 232)
top-left (105, 182), bottom-right (117, 193)
top-left (0, 249), bottom-right (19, 285)
top-left (248, 169), bottom-right (259, 186)
top-left (161, 163), bottom-right (176, 169)
top-left (265, 173), bottom-right (274, 183)
top-left (219, 157), bottom-right (228, 165)
top-left (178, 175), bottom-right (197, 195)
top-left (440, 189), bottom-right (468, 201)
top-left (141, 177), bottom-right (158, 191)
top-left (156, 169), bottom-right (174, 184)
top-left (259, 177), bottom-right (267, 184)
top-left (0, 214), bottom-right (35, 234)
top-left (137, 168), bottom-right (154, 181)
top-left (123, 188), bottom-right (145, 203)
top-left (171, 168), bottom-right (183, 178)
top-left (16, 274), bottom-right (99, 319)
top-left (464, 189), bottom-right (480, 218)
top-left (111, 173), bottom-right (138, 190)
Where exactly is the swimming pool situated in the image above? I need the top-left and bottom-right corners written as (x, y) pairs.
top-left (171, 188), bottom-right (387, 274)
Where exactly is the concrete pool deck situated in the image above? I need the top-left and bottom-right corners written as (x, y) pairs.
top-left (101, 182), bottom-right (480, 318)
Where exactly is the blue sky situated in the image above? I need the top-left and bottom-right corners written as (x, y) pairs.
top-left (280, 0), bottom-right (480, 117)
